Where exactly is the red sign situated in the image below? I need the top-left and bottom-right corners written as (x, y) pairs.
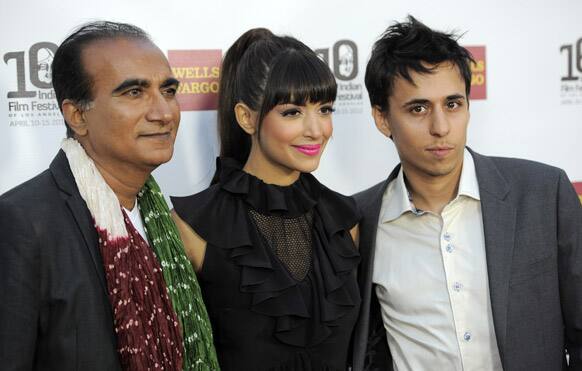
top-left (465, 46), bottom-right (486, 100)
top-left (574, 182), bottom-right (582, 204)
top-left (167, 50), bottom-right (222, 111)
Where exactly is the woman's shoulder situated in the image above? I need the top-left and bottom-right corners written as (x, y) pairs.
top-left (171, 183), bottom-right (223, 218)
top-left (170, 183), bottom-right (247, 246)
top-left (311, 177), bottom-right (360, 232)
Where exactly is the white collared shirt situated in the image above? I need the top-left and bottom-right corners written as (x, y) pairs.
top-left (373, 149), bottom-right (503, 371)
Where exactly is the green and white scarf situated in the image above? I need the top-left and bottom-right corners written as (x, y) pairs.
top-left (62, 138), bottom-right (219, 370)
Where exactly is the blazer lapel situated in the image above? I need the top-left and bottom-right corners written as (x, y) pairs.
top-left (352, 166), bottom-right (399, 371)
top-left (470, 149), bottom-right (516, 363)
top-left (358, 165), bottom-right (400, 284)
top-left (50, 150), bottom-right (109, 296)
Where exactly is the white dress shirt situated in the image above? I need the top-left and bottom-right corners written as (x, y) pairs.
top-left (373, 149), bottom-right (503, 371)
top-left (124, 203), bottom-right (148, 242)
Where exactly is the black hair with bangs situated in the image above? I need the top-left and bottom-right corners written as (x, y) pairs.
top-left (218, 28), bottom-right (337, 165)
top-left (258, 48), bottom-right (337, 126)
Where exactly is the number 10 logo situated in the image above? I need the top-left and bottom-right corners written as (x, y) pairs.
top-left (560, 38), bottom-right (582, 81)
top-left (3, 42), bottom-right (58, 98)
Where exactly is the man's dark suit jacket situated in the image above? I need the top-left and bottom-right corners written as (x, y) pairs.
top-left (351, 149), bottom-right (582, 371)
top-left (0, 151), bottom-right (122, 370)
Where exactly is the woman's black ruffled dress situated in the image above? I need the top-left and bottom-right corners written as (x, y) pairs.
top-left (171, 158), bottom-right (360, 371)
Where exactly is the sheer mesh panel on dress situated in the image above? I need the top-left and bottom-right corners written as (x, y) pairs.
top-left (248, 209), bottom-right (314, 281)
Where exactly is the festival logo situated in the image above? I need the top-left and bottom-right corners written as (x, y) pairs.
top-left (3, 42), bottom-right (62, 128)
top-left (573, 182), bottom-right (582, 204)
top-left (316, 40), bottom-right (363, 115)
top-left (167, 50), bottom-right (221, 111)
top-left (465, 46), bottom-right (486, 100)
top-left (559, 37), bottom-right (582, 105)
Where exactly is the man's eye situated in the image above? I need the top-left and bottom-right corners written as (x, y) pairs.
top-left (163, 87), bottom-right (178, 97)
top-left (410, 105), bottom-right (426, 114)
top-left (125, 88), bottom-right (142, 97)
top-left (447, 101), bottom-right (461, 109)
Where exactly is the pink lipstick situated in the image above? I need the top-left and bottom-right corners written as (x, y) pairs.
top-left (293, 144), bottom-right (321, 156)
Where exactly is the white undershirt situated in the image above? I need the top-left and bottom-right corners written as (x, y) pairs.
top-left (123, 202), bottom-right (148, 243)
top-left (373, 149), bottom-right (503, 371)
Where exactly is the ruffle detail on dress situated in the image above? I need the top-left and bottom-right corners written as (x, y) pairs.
top-left (217, 157), bottom-right (321, 217)
top-left (171, 157), bottom-right (360, 347)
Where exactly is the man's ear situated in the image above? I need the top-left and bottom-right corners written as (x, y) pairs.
top-left (234, 103), bottom-right (258, 135)
top-left (61, 99), bottom-right (88, 137)
top-left (372, 105), bottom-right (392, 138)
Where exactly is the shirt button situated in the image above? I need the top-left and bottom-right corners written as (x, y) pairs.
top-left (453, 282), bottom-right (463, 292)
top-left (463, 331), bottom-right (472, 341)
top-left (446, 243), bottom-right (454, 253)
top-left (444, 232), bottom-right (452, 241)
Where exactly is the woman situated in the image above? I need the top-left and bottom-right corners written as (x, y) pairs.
top-left (172, 28), bottom-right (360, 370)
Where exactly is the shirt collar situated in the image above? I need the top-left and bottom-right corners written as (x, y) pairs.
top-left (380, 166), bottom-right (419, 223)
top-left (458, 148), bottom-right (480, 201)
top-left (380, 148), bottom-right (480, 223)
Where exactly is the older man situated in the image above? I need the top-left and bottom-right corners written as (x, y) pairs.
top-left (0, 21), bottom-right (218, 370)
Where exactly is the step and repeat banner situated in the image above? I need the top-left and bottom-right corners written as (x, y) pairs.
top-left (1, 0), bottom-right (581, 202)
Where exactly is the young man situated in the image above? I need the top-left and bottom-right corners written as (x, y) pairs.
top-left (352, 16), bottom-right (582, 371)
top-left (0, 22), bottom-right (218, 370)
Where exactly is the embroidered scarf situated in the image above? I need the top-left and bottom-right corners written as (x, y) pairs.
top-left (62, 138), bottom-right (219, 370)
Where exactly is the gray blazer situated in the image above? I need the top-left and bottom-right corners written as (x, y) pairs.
top-left (351, 149), bottom-right (582, 371)
top-left (0, 151), bottom-right (122, 370)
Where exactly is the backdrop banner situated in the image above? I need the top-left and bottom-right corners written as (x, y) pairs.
top-left (1, 0), bottom-right (581, 203)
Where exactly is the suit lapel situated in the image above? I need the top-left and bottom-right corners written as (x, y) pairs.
top-left (50, 150), bottom-right (109, 296)
top-left (352, 166), bottom-right (399, 371)
top-left (470, 149), bottom-right (515, 362)
top-left (359, 165), bottom-right (400, 284)
top-left (358, 197), bottom-right (382, 279)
